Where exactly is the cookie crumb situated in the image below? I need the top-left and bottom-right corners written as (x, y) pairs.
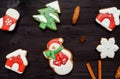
top-left (80, 36), bottom-right (86, 43)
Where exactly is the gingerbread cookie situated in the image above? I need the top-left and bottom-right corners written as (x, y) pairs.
top-left (96, 7), bottom-right (120, 31)
top-left (5, 49), bottom-right (28, 74)
top-left (33, 1), bottom-right (60, 31)
top-left (43, 38), bottom-right (73, 75)
top-left (0, 8), bottom-right (20, 31)
top-left (96, 37), bottom-right (119, 59)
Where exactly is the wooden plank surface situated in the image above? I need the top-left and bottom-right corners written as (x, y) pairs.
top-left (0, 0), bottom-right (120, 79)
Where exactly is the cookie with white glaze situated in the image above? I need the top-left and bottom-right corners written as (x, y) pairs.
top-left (5, 49), bottom-right (28, 74)
top-left (96, 7), bottom-right (120, 31)
top-left (96, 37), bottom-right (119, 59)
top-left (43, 38), bottom-right (73, 75)
top-left (0, 8), bottom-right (20, 31)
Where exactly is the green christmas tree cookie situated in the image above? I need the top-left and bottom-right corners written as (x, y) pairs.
top-left (33, 1), bottom-right (61, 31)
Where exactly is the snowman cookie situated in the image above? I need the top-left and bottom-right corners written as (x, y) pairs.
top-left (0, 8), bottom-right (20, 31)
top-left (96, 7), bottom-right (120, 31)
top-left (43, 38), bottom-right (73, 75)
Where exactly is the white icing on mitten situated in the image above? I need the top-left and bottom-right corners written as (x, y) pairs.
top-left (0, 8), bottom-right (20, 31)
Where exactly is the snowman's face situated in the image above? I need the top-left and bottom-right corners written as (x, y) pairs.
top-left (48, 43), bottom-right (60, 51)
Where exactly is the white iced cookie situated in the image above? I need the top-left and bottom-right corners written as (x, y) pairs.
top-left (43, 38), bottom-right (73, 75)
top-left (5, 49), bottom-right (28, 74)
top-left (0, 8), bottom-right (20, 31)
top-left (96, 7), bottom-right (120, 31)
top-left (96, 37), bottom-right (119, 59)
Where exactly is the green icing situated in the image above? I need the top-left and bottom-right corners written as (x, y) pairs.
top-left (44, 45), bottom-right (63, 60)
top-left (39, 22), bottom-right (46, 30)
top-left (33, 7), bottom-right (60, 31)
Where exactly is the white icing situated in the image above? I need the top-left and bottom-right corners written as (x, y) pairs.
top-left (99, 7), bottom-right (120, 25)
top-left (43, 51), bottom-right (48, 58)
top-left (96, 37), bottom-right (119, 59)
top-left (6, 8), bottom-right (20, 20)
top-left (49, 49), bottom-right (73, 75)
top-left (61, 49), bottom-right (72, 59)
top-left (50, 60), bottom-right (73, 75)
top-left (49, 49), bottom-right (72, 67)
top-left (99, 7), bottom-right (117, 14)
top-left (101, 18), bottom-right (110, 28)
top-left (48, 43), bottom-right (71, 59)
top-left (49, 13), bottom-right (60, 22)
top-left (5, 65), bottom-right (23, 74)
top-left (11, 63), bottom-right (19, 71)
top-left (48, 43), bottom-right (60, 51)
top-left (46, 1), bottom-right (61, 13)
top-left (6, 49), bottom-right (28, 66)
top-left (45, 38), bottom-right (73, 75)
top-left (33, 15), bottom-right (47, 23)
top-left (0, 18), bottom-right (3, 29)
top-left (96, 18), bottom-right (112, 31)
top-left (58, 38), bottom-right (63, 43)
top-left (9, 24), bottom-right (16, 31)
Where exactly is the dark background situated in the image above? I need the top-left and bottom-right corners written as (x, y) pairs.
top-left (0, 0), bottom-right (120, 79)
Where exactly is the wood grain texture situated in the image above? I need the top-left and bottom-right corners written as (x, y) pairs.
top-left (0, 0), bottom-right (120, 79)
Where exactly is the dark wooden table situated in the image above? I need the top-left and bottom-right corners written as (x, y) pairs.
top-left (0, 0), bottom-right (120, 79)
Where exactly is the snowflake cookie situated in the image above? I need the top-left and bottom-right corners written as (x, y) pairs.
top-left (96, 37), bottom-right (119, 59)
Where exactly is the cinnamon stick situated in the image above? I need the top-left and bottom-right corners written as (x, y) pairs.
top-left (98, 60), bottom-right (102, 79)
top-left (115, 66), bottom-right (120, 79)
top-left (86, 63), bottom-right (96, 79)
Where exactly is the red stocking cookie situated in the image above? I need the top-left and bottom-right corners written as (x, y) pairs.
top-left (0, 8), bottom-right (20, 31)
top-left (96, 7), bottom-right (120, 31)
top-left (5, 49), bottom-right (28, 74)
top-left (43, 38), bottom-right (73, 75)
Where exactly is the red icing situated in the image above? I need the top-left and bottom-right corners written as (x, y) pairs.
top-left (47, 38), bottom-right (61, 48)
top-left (2, 15), bottom-right (16, 31)
top-left (96, 13), bottom-right (115, 30)
top-left (5, 55), bottom-right (25, 73)
top-left (53, 52), bottom-right (68, 66)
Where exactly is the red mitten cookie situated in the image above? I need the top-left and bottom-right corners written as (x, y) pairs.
top-left (0, 8), bottom-right (20, 31)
